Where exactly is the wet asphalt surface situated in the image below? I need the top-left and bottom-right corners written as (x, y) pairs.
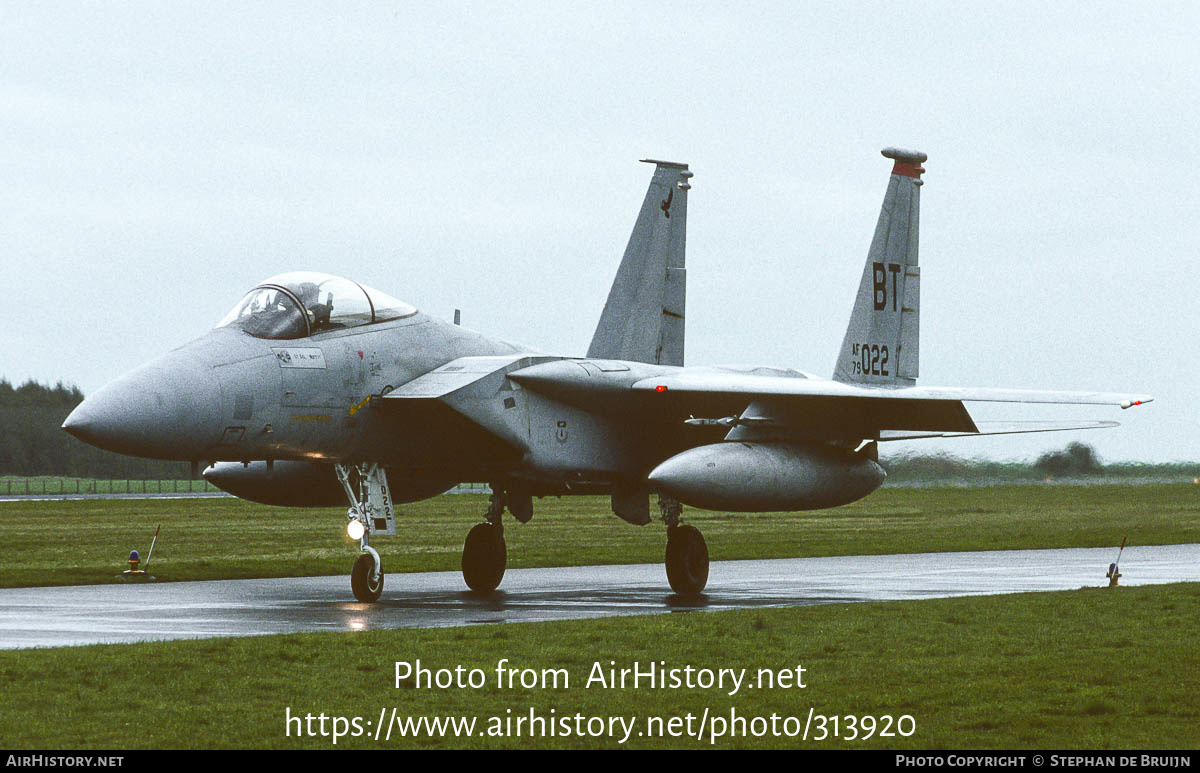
top-left (0, 543), bottom-right (1195, 649)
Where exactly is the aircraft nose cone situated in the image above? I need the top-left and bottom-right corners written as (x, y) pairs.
top-left (62, 401), bottom-right (101, 443)
top-left (62, 350), bottom-right (224, 459)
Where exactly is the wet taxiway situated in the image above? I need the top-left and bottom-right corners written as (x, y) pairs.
top-left (1, 543), bottom-right (1196, 649)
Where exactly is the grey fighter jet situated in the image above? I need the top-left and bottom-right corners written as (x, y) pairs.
top-left (63, 149), bottom-right (1151, 601)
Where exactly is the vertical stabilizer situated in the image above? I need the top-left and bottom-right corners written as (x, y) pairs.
top-left (833, 148), bottom-right (925, 385)
top-left (588, 160), bottom-right (692, 366)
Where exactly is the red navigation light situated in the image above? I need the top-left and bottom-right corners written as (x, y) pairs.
top-left (655, 385), bottom-right (668, 393)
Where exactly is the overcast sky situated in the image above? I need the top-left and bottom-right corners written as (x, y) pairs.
top-left (2, 2), bottom-right (1196, 462)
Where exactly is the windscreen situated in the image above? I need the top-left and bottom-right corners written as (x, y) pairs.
top-left (217, 272), bottom-right (418, 339)
top-left (216, 287), bottom-right (307, 340)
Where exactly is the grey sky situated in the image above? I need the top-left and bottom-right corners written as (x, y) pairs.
top-left (3, 2), bottom-right (1196, 462)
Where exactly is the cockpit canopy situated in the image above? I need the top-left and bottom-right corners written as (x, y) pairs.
top-left (216, 272), bottom-right (417, 340)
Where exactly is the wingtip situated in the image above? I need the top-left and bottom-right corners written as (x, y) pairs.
top-left (1120, 396), bottom-right (1154, 409)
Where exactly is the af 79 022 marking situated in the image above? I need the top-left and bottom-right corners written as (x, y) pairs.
top-left (851, 342), bottom-right (891, 377)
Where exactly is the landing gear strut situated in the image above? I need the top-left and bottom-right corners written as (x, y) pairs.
top-left (336, 463), bottom-right (395, 603)
top-left (660, 495), bottom-right (708, 595)
top-left (462, 487), bottom-right (509, 592)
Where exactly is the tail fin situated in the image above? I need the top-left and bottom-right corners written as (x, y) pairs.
top-left (833, 148), bottom-right (925, 385)
top-left (588, 160), bottom-right (692, 366)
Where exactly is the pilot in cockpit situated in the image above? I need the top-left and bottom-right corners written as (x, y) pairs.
top-left (296, 282), bottom-right (334, 330)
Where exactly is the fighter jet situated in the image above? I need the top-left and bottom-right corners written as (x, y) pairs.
top-left (63, 149), bottom-right (1151, 601)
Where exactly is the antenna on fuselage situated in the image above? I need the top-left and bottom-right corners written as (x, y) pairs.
top-left (453, 309), bottom-right (462, 325)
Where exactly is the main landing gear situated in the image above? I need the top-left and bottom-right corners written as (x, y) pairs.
top-left (336, 463), bottom-right (396, 603)
top-left (461, 487), bottom-right (510, 592)
top-left (660, 495), bottom-right (709, 595)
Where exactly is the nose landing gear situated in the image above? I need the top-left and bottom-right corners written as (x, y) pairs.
top-left (336, 463), bottom-right (395, 603)
top-left (660, 495), bottom-right (708, 595)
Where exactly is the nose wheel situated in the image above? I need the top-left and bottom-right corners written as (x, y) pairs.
top-left (351, 551), bottom-right (383, 602)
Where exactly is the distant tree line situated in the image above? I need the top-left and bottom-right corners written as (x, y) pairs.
top-left (0, 379), bottom-right (191, 479)
top-left (884, 441), bottom-right (1197, 483)
top-left (1032, 442), bottom-right (1103, 476)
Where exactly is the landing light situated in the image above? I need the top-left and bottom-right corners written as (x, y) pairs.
top-left (347, 519), bottom-right (365, 541)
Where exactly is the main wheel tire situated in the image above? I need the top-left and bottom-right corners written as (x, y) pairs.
top-left (462, 522), bottom-right (506, 592)
top-left (665, 524), bottom-right (709, 595)
top-left (351, 553), bottom-right (383, 602)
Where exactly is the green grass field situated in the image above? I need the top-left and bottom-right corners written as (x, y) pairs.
top-left (0, 583), bottom-right (1196, 749)
top-left (0, 484), bottom-right (1196, 587)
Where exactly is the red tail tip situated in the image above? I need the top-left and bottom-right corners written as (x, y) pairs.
top-left (882, 147), bottom-right (927, 178)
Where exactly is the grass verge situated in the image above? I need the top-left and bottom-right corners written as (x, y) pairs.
top-left (0, 484), bottom-right (1196, 588)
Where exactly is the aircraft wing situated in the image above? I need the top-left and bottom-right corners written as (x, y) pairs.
top-left (878, 420), bottom-right (1120, 442)
top-left (631, 371), bottom-right (1152, 408)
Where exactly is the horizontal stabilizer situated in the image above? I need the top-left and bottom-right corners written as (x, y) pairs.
top-left (878, 420), bottom-right (1120, 442)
